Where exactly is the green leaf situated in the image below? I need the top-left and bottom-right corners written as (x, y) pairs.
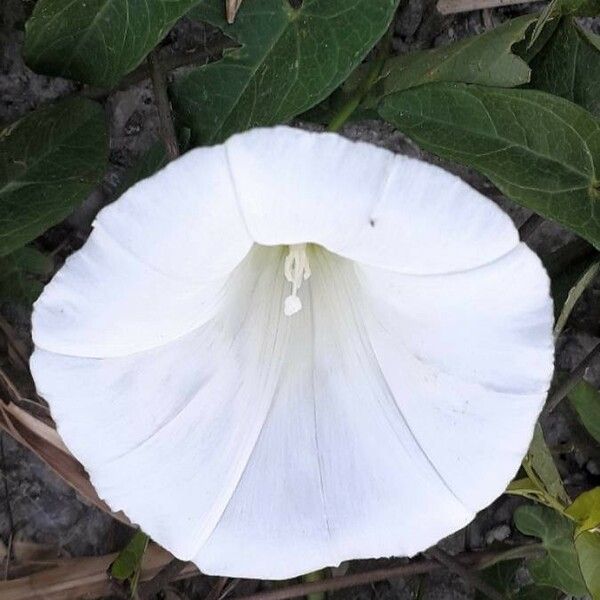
top-left (529, 18), bottom-right (600, 118)
top-left (526, 423), bottom-right (570, 507)
top-left (514, 585), bottom-right (560, 600)
top-left (171, 0), bottom-right (398, 144)
top-left (514, 505), bottom-right (588, 596)
top-left (379, 83), bottom-right (600, 249)
top-left (0, 247), bottom-right (53, 305)
top-left (476, 559), bottom-right (521, 598)
top-left (529, 0), bottom-right (600, 47)
top-left (575, 531), bottom-right (600, 599)
top-left (24, 0), bottom-right (201, 87)
top-left (379, 15), bottom-right (535, 98)
top-left (566, 488), bottom-right (600, 536)
top-left (0, 98), bottom-right (108, 257)
top-left (569, 380), bottom-right (600, 444)
top-left (110, 531), bottom-right (149, 583)
top-left (553, 258), bottom-right (600, 337)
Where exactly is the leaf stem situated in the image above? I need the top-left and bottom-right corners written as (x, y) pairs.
top-left (327, 30), bottom-right (392, 132)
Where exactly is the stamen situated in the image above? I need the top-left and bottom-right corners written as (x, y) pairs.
top-left (283, 243), bottom-right (311, 316)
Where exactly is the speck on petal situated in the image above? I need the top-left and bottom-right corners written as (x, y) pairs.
top-left (30, 126), bottom-right (554, 580)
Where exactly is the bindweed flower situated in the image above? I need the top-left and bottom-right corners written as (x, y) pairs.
top-left (30, 126), bottom-right (554, 580)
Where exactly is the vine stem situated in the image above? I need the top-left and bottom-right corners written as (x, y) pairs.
top-left (425, 548), bottom-right (506, 600)
top-left (148, 50), bottom-right (179, 161)
top-left (546, 341), bottom-right (600, 413)
top-left (232, 546), bottom-right (541, 600)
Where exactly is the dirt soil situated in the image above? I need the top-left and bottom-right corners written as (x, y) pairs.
top-left (1, 0), bottom-right (599, 598)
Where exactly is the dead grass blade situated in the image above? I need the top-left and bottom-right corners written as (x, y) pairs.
top-left (0, 398), bottom-right (129, 525)
top-left (0, 543), bottom-right (196, 600)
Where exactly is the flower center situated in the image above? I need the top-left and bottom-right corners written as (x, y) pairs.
top-left (283, 243), bottom-right (311, 316)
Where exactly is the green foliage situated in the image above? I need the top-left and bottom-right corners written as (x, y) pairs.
top-left (0, 98), bottom-right (107, 257)
top-left (514, 505), bottom-right (588, 597)
top-left (379, 84), bottom-right (600, 249)
top-left (529, 18), bottom-right (600, 117)
top-left (566, 487), bottom-right (600, 536)
top-left (378, 15), bottom-right (534, 98)
top-left (507, 424), bottom-right (569, 512)
top-left (569, 380), bottom-right (600, 444)
top-left (0, 247), bottom-right (52, 305)
top-left (477, 560), bottom-right (560, 599)
top-left (575, 532), bottom-right (600, 599)
top-left (24, 0), bottom-right (200, 87)
top-left (529, 0), bottom-right (600, 47)
top-left (526, 424), bottom-right (569, 507)
top-left (170, 0), bottom-right (398, 144)
top-left (110, 531), bottom-right (149, 595)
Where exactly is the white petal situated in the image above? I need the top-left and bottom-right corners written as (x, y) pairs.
top-left (195, 248), bottom-right (474, 579)
top-left (225, 127), bottom-right (395, 248)
top-left (32, 146), bottom-right (253, 357)
top-left (30, 127), bottom-right (554, 581)
top-left (339, 155), bottom-right (520, 274)
top-left (30, 246), bottom-right (290, 558)
top-left (226, 127), bottom-right (518, 274)
top-left (360, 242), bottom-right (554, 510)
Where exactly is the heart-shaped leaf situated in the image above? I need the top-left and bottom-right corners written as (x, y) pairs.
top-left (514, 505), bottom-right (588, 597)
top-left (575, 531), bottom-right (600, 599)
top-left (24, 0), bottom-right (201, 87)
top-left (529, 18), bottom-right (600, 117)
top-left (0, 98), bottom-right (108, 256)
top-left (379, 83), bottom-right (600, 248)
top-left (171, 0), bottom-right (398, 144)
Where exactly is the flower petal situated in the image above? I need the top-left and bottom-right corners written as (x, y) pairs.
top-left (360, 242), bottom-right (554, 510)
top-left (340, 155), bottom-right (519, 274)
top-left (225, 127), bottom-right (395, 249)
top-left (30, 246), bottom-right (291, 558)
top-left (32, 145), bottom-right (253, 357)
top-left (194, 248), bottom-right (474, 579)
top-left (226, 127), bottom-right (518, 274)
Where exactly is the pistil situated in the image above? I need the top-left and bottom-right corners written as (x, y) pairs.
top-left (283, 244), bottom-right (311, 316)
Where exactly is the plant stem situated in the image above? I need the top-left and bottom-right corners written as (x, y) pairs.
top-left (148, 50), bottom-right (179, 161)
top-left (327, 29), bottom-right (392, 132)
top-left (233, 546), bottom-right (542, 600)
top-left (426, 547), bottom-right (507, 600)
top-left (302, 570), bottom-right (326, 600)
top-left (546, 341), bottom-right (600, 413)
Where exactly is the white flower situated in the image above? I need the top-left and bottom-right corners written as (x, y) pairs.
top-left (30, 126), bottom-right (554, 580)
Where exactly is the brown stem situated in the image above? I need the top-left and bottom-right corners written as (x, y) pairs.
top-left (518, 214), bottom-right (543, 242)
top-left (232, 546), bottom-right (540, 600)
top-left (546, 341), bottom-right (600, 413)
top-left (148, 50), bottom-right (180, 161)
top-left (426, 548), bottom-right (506, 600)
top-left (82, 41), bottom-right (233, 101)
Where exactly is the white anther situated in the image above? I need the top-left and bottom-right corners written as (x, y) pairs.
top-left (283, 244), bottom-right (311, 316)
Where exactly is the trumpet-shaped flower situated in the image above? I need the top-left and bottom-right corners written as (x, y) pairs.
top-left (30, 126), bottom-right (554, 580)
